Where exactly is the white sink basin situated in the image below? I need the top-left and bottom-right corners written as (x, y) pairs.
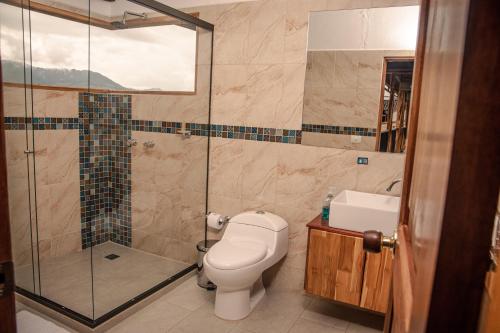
top-left (329, 190), bottom-right (400, 235)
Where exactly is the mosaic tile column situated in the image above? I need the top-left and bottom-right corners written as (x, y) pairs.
top-left (79, 93), bottom-right (131, 248)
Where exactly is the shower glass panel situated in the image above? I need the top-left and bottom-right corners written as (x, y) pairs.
top-left (88, 0), bottom-right (212, 318)
top-left (27, 1), bottom-right (95, 318)
top-left (1, 0), bottom-right (39, 295)
top-left (2, 0), bottom-right (213, 325)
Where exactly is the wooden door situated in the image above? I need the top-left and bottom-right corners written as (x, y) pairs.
top-left (0, 53), bottom-right (17, 333)
top-left (364, 0), bottom-right (500, 332)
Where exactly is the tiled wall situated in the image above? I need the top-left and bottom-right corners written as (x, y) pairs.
top-left (302, 49), bottom-right (414, 150)
top-left (3, 0), bottom-right (417, 281)
top-left (3, 87), bottom-right (211, 264)
top-left (185, 0), bottom-right (417, 291)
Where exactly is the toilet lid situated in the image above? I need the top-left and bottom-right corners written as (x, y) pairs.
top-left (206, 240), bottom-right (267, 270)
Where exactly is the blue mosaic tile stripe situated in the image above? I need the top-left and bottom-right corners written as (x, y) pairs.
top-left (4, 117), bottom-right (79, 130)
top-left (130, 119), bottom-right (182, 133)
top-left (79, 93), bottom-right (131, 249)
top-left (4, 117), bottom-right (303, 145)
top-left (186, 123), bottom-right (302, 144)
top-left (302, 124), bottom-right (376, 137)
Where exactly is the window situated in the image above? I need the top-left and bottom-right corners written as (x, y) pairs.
top-left (0, 3), bottom-right (197, 93)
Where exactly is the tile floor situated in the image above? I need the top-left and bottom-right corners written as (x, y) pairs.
top-left (104, 275), bottom-right (384, 333)
top-left (15, 242), bottom-right (190, 319)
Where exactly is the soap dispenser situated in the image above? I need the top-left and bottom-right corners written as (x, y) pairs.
top-left (321, 187), bottom-right (337, 221)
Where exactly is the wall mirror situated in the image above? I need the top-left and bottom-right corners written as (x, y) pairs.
top-left (301, 6), bottom-right (420, 153)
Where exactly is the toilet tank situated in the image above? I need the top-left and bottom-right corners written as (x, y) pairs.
top-left (223, 211), bottom-right (288, 259)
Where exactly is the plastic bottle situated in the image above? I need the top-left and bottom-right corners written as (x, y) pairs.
top-left (321, 187), bottom-right (337, 221)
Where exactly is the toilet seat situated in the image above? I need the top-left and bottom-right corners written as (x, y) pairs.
top-left (206, 240), bottom-right (267, 270)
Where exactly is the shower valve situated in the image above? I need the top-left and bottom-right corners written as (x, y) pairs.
top-left (127, 139), bottom-right (138, 147)
top-left (143, 141), bottom-right (155, 148)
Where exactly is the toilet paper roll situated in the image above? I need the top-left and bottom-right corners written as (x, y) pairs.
top-left (207, 212), bottom-right (224, 230)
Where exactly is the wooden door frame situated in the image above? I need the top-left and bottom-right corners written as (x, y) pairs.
top-left (398, 0), bottom-right (429, 230)
top-left (0, 51), bottom-right (17, 333)
top-left (395, 0), bottom-right (500, 331)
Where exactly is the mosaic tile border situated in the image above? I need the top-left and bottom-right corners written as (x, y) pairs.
top-left (302, 124), bottom-right (377, 137)
top-left (130, 120), bottom-right (182, 133)
top-left (4, 117), bottom-right (302, 145)
top-left (4, 117), bottom-right (79, 130)
top-left (186, 123), bottom-right (302, 144)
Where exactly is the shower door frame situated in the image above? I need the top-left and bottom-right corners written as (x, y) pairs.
top-left (9, 0), bottom-right (214, 328)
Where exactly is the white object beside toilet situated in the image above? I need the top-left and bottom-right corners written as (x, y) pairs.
top-left (203, 211), bottom-right (288, 320)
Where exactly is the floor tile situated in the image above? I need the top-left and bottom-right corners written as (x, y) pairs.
top-left (236, 291), bottom-right (312, 333)
top-left (106, 298), bottom-right (190, 333)
top-left (168, 305), bottom-right (238, 333)
top-left (289, 318), bottom-right (346, 333)
top-left (163, 276), bottom-right (215, 311)
top-left (346, 323), bottom-right (383, 333)
top-left (301, 299), bottom-right (351, 330)
top-left (305, 299), bottom-right (384, 331)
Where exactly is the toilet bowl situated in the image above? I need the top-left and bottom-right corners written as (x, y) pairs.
top-left (203, 211), bottom-right (288, 320)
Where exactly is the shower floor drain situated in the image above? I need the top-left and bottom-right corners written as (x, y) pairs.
top-left (105, 254), bottom-right (120, 260)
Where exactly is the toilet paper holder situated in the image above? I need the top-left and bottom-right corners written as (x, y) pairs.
top-left (206, 212), bottom-right (230, 228)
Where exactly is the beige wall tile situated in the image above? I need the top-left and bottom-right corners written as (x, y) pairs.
top-left (213, 2), bottom-right (252, 65)
top-left (245, 64), bottom-right (284, 127)
top-left (241, 141), bottom-right (279, 205)
top-left (246, 0), bottom-right (286, 65)
top-left (33, 90), bottom-right (78, 118)
top-left (48, 181), bottom-right (81, 237)
top-left (46, 130), bottom-right (79, 184)
top-left (212, 65), bottom-right (248, 125)
top-left (302, 132), bottom-right (377, 151)
top-left (50, 231), bottom-right (82, 258)
top-left (279, 64), bottom-right (307, 129)
top-left (2, 86), bottom-right (28, 117)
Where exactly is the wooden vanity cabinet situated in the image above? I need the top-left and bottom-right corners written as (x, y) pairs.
top-left (304, 216), bottom-right (393, 313)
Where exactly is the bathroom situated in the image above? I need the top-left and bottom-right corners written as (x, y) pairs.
top-left (0, 0), bottom-right (498, 333)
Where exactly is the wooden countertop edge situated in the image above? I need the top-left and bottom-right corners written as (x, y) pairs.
top-left (307, 215), bottom-right (364, 238)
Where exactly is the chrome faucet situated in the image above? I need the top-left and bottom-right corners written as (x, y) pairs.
top-left (386, 179), bottom-right (402, 192)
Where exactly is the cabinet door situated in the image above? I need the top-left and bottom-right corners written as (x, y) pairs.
top-left (305, 229), bottom-right (365, 305)
top-left (360, 248), bottom-right (393, 313)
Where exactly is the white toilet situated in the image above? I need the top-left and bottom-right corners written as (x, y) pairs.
top-left (203, 211), bottom-right (288, 320)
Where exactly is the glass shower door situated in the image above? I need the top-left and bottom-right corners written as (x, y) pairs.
top-left (87, 0), bottom-right (213, 318)
top-left (0, 0), bottom-right (39, 296)
top-left (26, 1), bottom-right (95, 319)
top-left (2, 0), bottom-right (213, 324)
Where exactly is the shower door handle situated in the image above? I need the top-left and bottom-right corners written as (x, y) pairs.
top-left (0, 262), bottom-right (14, 298)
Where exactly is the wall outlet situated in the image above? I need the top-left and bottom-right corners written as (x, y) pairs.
top-left (351, 135), bottom-right (362, 143)
top-left (357, 157), bottom-right (369, 165)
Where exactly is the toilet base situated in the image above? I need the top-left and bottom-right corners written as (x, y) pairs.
top-left (214, 277), bottom-right (266, 320)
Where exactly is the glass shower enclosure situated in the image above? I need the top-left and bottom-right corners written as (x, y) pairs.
top-left (0, 0), bottom-right (213, 327)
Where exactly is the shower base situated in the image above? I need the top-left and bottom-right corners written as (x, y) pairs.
top-left (15, 242), bottom-right (195, 327)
